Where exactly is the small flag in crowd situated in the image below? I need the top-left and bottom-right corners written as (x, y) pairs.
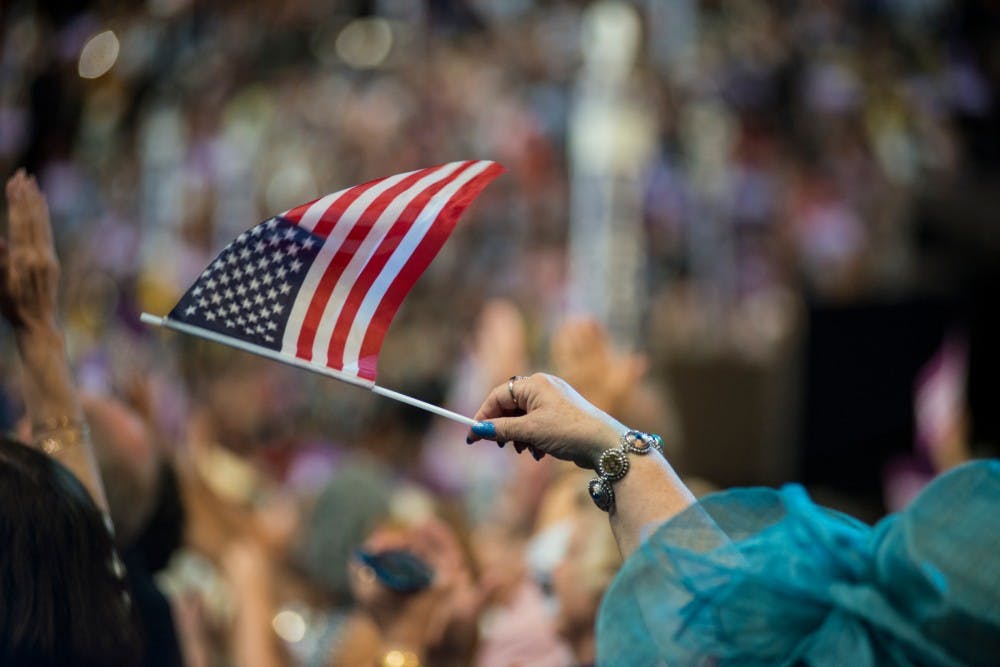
top-left (162, 160), bottom-right (503, 384)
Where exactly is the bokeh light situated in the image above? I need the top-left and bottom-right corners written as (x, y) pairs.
top-left (334, 17), bottom-right (393, 70)
top-left (271, 610), bottom-right (306, 643)
top-left (78, 30), bottom-right (119, 79)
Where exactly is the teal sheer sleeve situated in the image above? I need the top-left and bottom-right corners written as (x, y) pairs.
top-left (596, 460), bottom-right (1000, 666)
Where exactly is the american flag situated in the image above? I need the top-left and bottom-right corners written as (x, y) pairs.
top-left (168, 160), bottom-right (503, 383)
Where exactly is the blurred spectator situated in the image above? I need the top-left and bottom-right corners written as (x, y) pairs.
top-left (3, 1), bottom-right (999, 665)
top-left (84, 392), bottom-right (185, 667)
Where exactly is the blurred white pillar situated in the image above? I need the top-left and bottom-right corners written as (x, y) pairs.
top-left (138, 105), bottom-right (189, 293)
top-left (567, 1), bottom-right (656, 347)
top-left (645, 0), bottom-right (698, 85)
top-left (680, 100), bottom-right (737, 334)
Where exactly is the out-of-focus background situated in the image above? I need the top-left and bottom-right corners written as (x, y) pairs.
top-left (2, 0), bottom-right (998, 665)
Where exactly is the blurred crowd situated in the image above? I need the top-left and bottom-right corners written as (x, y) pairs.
top-left (2, 0), bottom-right (998, 665)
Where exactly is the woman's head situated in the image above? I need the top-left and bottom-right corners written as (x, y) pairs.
top-left (299, 459), bottom-right (394, 602)
top-left (0, 436), bottom-right (140, 666)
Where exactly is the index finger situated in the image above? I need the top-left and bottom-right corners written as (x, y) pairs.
top-left (472, 381), bottom-right (519, 423)
top-left (466, 381), bottom-right (518, 443)
top-left (6, 171), bottom-right (52, 250)
top-left (23, 175), bottom-right (53, 248)
top-left (5, 170), bottom-right (29, 246)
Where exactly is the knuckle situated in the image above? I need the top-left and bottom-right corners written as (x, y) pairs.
top-left (24, 256), bottom-right (56, 273)
top-left (11, 249), bottom-right (39, 264)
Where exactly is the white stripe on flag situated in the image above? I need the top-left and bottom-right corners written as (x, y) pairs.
top-left (339, 160), bottom-right (493, 375)
top-left (310, 162), bottom-right (464, 366)
top-left (293, 189), bottom-right (348, 232)
top-left (280, 171), bottom-right (414, 354)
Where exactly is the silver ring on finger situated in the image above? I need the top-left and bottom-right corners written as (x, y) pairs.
top-left (507, 375), bottom-right (529, 410)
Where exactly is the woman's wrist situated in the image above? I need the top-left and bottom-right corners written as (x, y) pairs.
top-left (587, 429), bottom-right (665, 512)
top-left (585, 420), bottom-right (628, 469)
top-left (14, 318), bottom-right (64, 356)
top-left (15, 324), bottom-right (83, 422)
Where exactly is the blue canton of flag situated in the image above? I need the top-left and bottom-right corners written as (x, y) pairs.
top-left (169, 216), bottom-right (323, 351)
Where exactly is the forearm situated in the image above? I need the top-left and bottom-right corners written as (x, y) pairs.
top-left (607, 452), bottom-right (695, 560)
top-left (230, 580), bottom-right (287, 667)
top-left (16, 322), bottom-right (109, 511)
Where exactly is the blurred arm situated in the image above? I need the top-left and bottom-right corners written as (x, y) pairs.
top-left (3, 170), bottom-right (108, 512)
top-left (17, 322), bottom-right (109, 511)
top-left (224, 541), bottom-right (288, 667)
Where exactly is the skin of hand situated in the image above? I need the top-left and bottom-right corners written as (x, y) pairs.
top-left (474, 299), bottom-right (530, 387)
top-left (1, 170), bottom-right (59, 331)
top-left (466, 373), bottom-right (626, 469)
top-left (221, 539), bottom-right (272, 589)
top-left (550, 318), bottom-right (648, 414)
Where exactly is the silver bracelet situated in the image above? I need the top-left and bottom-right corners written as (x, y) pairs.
top-left (587, 430), bottom-right (663, 512)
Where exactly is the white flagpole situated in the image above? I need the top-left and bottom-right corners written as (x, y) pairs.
top-left (370, 385), bottom-right (477, 426)
top-left (140, 313), bottom-right (478, 427)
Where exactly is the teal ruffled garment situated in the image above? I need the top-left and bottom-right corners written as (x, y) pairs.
top-left (596, 460), bottom-right (1000, 666)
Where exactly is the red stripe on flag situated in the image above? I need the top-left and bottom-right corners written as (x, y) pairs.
top-left (311, 179), bottom-right (381, 239)
top-left (295, 169), bottom-right (433, 362)
top-left (284, 173), bottom-right (391, 228)
top-left (283, 199), bottom-right (317, 224)
top-left (285, 181), bottom-right (380, 357)
top-left (355, 162), bottom-right (505, 380)
top-left (324, 162), bottom-right (476, 371)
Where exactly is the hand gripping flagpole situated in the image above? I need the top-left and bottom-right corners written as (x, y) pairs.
top-left (140, 313), bottom-right (478, 428)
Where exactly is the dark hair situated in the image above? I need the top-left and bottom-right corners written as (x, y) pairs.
top-left (132, 462), bottom-right (186, 574)
top-left (0, 436), bottom-right (141, 666)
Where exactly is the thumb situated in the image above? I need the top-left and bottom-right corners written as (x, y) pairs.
top-left (471, 415), bottom-right (535, 446)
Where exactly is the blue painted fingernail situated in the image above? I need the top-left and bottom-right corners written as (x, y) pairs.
top-left (465, 436), bottom-right (473, 445)
top-left (471, 421), bottom-right (496, 438)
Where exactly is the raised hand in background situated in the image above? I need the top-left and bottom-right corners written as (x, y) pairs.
top-left (2, 169), bottom-right (109, 512)
top-left (550, 318), bottom-right (647, 414)
top-left (1, 170), bottom-right (58, 330)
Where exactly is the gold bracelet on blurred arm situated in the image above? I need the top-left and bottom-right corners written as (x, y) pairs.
top-left (31, 417), bottom-right (90, 456)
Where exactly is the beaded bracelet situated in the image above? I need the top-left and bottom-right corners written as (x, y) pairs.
top-left (587, 430), bottom-right (664, 512)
